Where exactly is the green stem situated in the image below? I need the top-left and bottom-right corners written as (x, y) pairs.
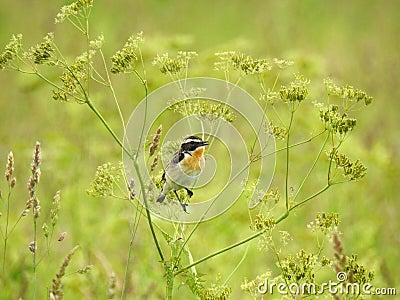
top-left (2, 187), bottom-right (11, 274)
top-left (224, 243), bottom-right (250, 285)
top-left (175, 131), bottom-right (328, 261)
top-left (99, 49), bottom-right (125, 129)
top-left (256, 129), bottom-right (327, 161)
top-left (132, 69), bottom-right (148, 154)
top-left (175, 183), bottom-right (331, 276)
top-left (285, 108), bottom-right (295, 212)
top-left (66, 60), bottom-right (164, 266)
top-left (166, 268), bottom-right (174, 300)
top-left (64, 64), bottom-right (131, 157)
top-left (288, 184), bottom-right (331, 212)
top-left (270, 240), bottom-right (293, 296)
top-left (33, 216), bottom-right (37, 300)
top-left (121, 207), bottom-right (141, 300)
top-left (85, 100), bottom-right (127, 152)
top-left (133, 160), bottom-right (164, 262)
top-left (174, 228), bottom-right (262, 276)
top-left (292, 131), bottom-right (330, 201)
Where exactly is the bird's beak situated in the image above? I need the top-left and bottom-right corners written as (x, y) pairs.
top-left (202, 141), bottom-right (209, 146)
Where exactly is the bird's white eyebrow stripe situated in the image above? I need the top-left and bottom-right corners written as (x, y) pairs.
top-left (183, 138), bottom-right (202, 143)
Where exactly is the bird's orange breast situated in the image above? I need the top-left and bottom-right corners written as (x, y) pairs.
top-left (181, 147), bottom-right (205, 173)
top-left (192, 147), bottom-right (205, 158)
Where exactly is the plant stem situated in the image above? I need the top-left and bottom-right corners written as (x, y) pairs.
top-left (33, 216), bottom-right (37, 300)
top-left (175, 184), bottom-right (331, 276)
top-left (224, 243), bottom-right (250, 285)
top-left (66, 56), bottom-right (165, 268)
top-left (285, 108), bottom-right (295, 212)
top-left (288, 184), bottom-right (331, 212)
top-left (67, 51), bottom-right (165, 268)
top-left (166, 268), bottom-right (174, 300)
top-left (121, 223), bottom-right (135, 300)
top-left (292, 131), bottom-right (330, 201)
top-left (133, 160), bottom-right (164, 262)
top-left (174, 230), bottom-right (261, 276)
top-left (2, 187), bottom-right (11, 274)
top-left (99, 49), bottom-right (125, 129)
top-left (85, 99), bottom-right (127, 152)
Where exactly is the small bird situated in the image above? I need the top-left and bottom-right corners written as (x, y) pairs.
top-left (157, 135), bottom-right (208, 213)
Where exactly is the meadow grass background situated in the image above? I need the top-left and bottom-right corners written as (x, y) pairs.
top-left (0, 0), bottom-right (399, 298)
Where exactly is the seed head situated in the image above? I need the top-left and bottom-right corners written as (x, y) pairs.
top-left (231, 52), bottom-right (271, 75)
top-left (267, 122), bottom-right (288, 140)
top-left (327, 149), bottom-right (367, 181)
top-left (110, 33), bottom-right (143, 74)
top-left (49, 245), bottom-right (80, 300)
top-left (24, 32), bottom-right (55, 65)
top-left (55, 0), bottom-right (94, 23)
top-left (150, 156), bottom-right (158, 172)
top-left (51, 191), bottom-right (61, 227)
top-left (53, 50), bottom-right (96, 102)
top-left (0, 34), bottom-right (23, 69)
top-left (250, 214), bottom-right (275, 231)
top-left (319, 104), bottom-right (357, 135)
top-left (27, 142), bottom-right (42, 219)
top-left (87, 162), bottom-right (121, 198)
top-left (279, 73), bottom-right (310, 102)
top-left (152, 51), bottom-right (197, 75)
top-left (324, 78), bottom-right (373, 105)
top-left (5, 151), bottom-right (14, 182)
top-left (149, 125), bottom-right (162, 156)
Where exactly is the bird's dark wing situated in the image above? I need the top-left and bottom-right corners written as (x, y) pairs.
top-left (161, 171), bottom-right (166, 183)
top-left (162, 150), bottom-right (183, 181)
top-left (169, 150), bottom-right (184, 165)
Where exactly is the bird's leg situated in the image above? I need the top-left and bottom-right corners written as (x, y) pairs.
top-left (174, 190), bottom-right (189, 213)
top-left (185, 188), bottom-right (194, 198)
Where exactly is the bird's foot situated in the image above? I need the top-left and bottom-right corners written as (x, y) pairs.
top-left (185, 188), bottom-right (194, 198)
top-left (181, 202), bottom-right (189, 214)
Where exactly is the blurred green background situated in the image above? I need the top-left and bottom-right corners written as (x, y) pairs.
top-left (0, 0), bottom-right (399, 299)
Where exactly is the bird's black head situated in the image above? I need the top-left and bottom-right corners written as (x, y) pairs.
top-left (180, 136), bottom-right (208, 152)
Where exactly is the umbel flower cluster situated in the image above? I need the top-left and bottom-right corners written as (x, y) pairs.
top-left (24, 32), bottom-right (55, 65)
top-left (279, 73), bottom-right (310, 102)
top-left (0, 34), bottom-right (22, 69)
top-left (110, 32), bottom-right (144, 74)
top-left (267, 121), bottom-right (288, 140)
top-left (214, 51), bottom-right (294, 75)
top-left (55, 0), bottom-right (93, 23)
top-left (214, 51), bottom-right (271, 75)
top-left (307, 212), bottom-right (340, 235)
top-left (231, 52), bottom-right (271, 75)
top-left (169, 99), bottom-right (235, 123)
top-left (327, 149), bottom-right (367, 181)
top-left (53, 50), bottom-right (96, 102)
top-left (87, 162), bottom-right (122, 198)
top-left (319, 104), bottom-right (356, 135)
top-left (324, 78), bottom-right (373, 105)
top-left (152, 51), bottom-right (198, 75)
top-left (250, 214), bottom-right (275, 231)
